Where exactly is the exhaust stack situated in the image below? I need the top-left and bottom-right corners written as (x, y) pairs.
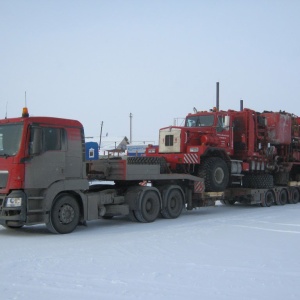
top-left (216, 82), bottom-right (219, 111)
top-left (240, 99), bottom-right (244, 111)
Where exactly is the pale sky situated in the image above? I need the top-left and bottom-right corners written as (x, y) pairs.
top-left (1, 0), bottom-right (299, 144)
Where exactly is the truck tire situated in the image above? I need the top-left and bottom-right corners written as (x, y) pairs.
top-left (288, 188), bottom-right (300, 204)
top-left (198, 157), bottom-right (229, 192)
top-left (134, 190), bottom-right (160, 223)
top-left (261, 190), bottom-right (274, 207)
top-left (243, 174), bottom-right (274, 189)
top-left (128, 210), bottom-right (139, 222)
top-left (161, 188), bottom-right (184, 219)
top-left (46, 194), bottom-right (80, 234)
top-left (275, 189), bottom-right (288, 205)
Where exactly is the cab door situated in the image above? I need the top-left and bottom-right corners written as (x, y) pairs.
top-left (216, 114), bottom-right (233, 154)
top-left (24, 125), bottom-right (66, 189)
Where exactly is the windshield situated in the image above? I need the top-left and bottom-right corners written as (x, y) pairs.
top-left (185, 115), bottom-right (214, 127)
top-left (0, 124), bottom-right (23, 157)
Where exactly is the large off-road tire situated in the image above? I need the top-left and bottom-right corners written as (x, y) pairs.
top-left (243, 174), bottom-right (274, 189)
top-left (161, 188), bottom-right (184, 219)
top-left (46, 194), bottom-right (80, 234)
top-left (198, 157), bottom-right (229, 192)
top-left (134, 190), bottom-right (160, 223)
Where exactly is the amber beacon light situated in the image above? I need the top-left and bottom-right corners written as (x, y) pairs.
top-left (22, 107), bottom-right (29, 117)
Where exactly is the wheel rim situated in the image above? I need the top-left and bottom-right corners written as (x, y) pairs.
top-left (58, 204), bottom-right (75, 224)
top-left (145, 199), bottom-right (153, 212)
top-left (214, 167), bottom-right (225, 184)
top-left (170, 197), bottom-right (177, 209)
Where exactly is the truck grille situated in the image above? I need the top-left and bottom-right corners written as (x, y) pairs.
top-left (0, 171), bottom-right (8, 188)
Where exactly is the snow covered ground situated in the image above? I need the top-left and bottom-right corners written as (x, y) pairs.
top-left (1, 202), bottom-right (300, 300)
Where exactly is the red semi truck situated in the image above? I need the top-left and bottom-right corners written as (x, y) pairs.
top-left (0, 108), bottom-right (219, 234)
top-left (0, 107), bottom-right (299, 234)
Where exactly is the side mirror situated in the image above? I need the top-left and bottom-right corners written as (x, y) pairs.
top-left (224, 116), bottom-right (230, 129)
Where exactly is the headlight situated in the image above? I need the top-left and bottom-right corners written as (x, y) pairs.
top-left (189, 147), bottom-right (199, 153)
top-left (5, 197), bottom-right (22, 207)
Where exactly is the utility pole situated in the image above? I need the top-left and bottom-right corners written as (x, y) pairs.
top-left (99, 121), bottom-right (103, 150)
top-left (129, 113), bottom-right (133, 144)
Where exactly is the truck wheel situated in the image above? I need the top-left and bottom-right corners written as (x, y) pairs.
top-left (276, 189), bottom-right (288, 205)
top-left (134, 190), bottom-right (160, 223)
top-left (288, 188), bottom-right (299, 204)
top-left (161, 189), bottom-right (184, 219)
top-left (198, 157), bottom-right (229, 192)
top-left (46, 194), bottom-right (80, 234)
top-left (261, 190), bottom-right (274, 207)
top-left (128, 210), bottom-right (139, 222)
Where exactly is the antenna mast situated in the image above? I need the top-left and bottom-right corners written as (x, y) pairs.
top-left (5, 102), bottom-right (8, 119)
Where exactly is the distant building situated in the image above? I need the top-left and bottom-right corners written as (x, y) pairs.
top-left (97, 136), bottom-right (129, 157)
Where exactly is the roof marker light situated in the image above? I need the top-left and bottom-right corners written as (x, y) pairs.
top-left (22, 107), bottom-right (29, 117)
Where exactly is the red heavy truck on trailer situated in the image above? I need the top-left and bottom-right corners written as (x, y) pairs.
top-left (145, 102), bottom-right (300, 193)
top-left (0, 108), bottom-right (219, 234)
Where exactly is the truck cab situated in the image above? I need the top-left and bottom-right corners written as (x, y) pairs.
top-left (146, 109), bottom-right (234, 170)
top-left (0, 110), bottom-right (88, 229)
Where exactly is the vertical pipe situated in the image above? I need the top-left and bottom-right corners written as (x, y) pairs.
top-left (129, 113), bottom-right (133, 144)
top-left (216, 82), bottom-right (219, 111)
top-left (240, 100), bottom-right (243, 111)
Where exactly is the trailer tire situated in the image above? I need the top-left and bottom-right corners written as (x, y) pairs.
top-left (128, 210), bottom-right (139, 222)
top-left (46, 194), bottom-right (80, 234)
top-left (276, 189), bottom-right (288, 205)
top-left (261, 190), bottom-right (274, 207)
top-left (134, 190), bottom-right (160, 223)
top-left (198, 157), bottom-right (229, 192)
top-left (161, 189), bottom-right (184, 219)
top-left (288, 188), bottom-right (299, 204)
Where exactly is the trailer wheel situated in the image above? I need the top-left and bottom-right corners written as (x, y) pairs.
top-left (46, 194), bottom-right (80, 234)
top-left (198, 157), bottom-right (229, 192)
top-left (128, 210), bottom-right (139, 222)
top-left (161, 189), bottom-right (184, 219)
top-left (276, 189), bottom-right (288, 205)
top-left (134, 190), bottom-right (160, 223)
top-left (261, 190), bottom-right (274, 207)
top-left (288, 188), bottom-right (300, 204)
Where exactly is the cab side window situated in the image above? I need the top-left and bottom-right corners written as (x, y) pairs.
top-left (44, 128), bottom-right (61, 151)
top-left (29, 126), bottom-right (65, 155)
